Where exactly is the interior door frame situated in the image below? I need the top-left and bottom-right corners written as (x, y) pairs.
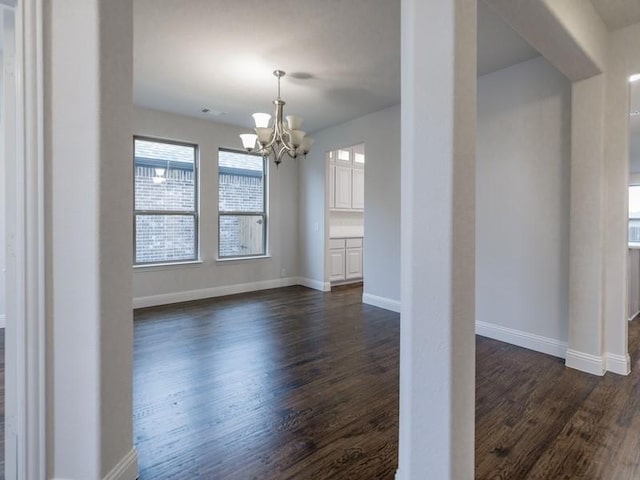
top-left (3, 0), bottom-right (45, 477)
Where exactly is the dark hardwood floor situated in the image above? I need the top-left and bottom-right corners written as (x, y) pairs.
top-left (134, 285), bottom-right (640, 479)
top-left (0, 328), bottom-right (4, 480)
top-left (134, 284), bottom-right (398, 479)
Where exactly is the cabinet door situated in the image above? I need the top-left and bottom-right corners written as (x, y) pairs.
top-left (329, 164), bottom-right (336, 209)
top-left (329, 249), bottom-right (346, 281)
top-left (334, 165), bottom-right (352, 209)
top-left (336, 147), bottom-right (352, 164)
top-left (345, 247), bottom-right (363, 279)
top-left (352, 168), bottom-right (364, 210)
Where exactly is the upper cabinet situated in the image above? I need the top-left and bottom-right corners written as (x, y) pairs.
top-left (352, 168), bottom-right (364, 210)
top-left (327, 144), bottom-right (365, 212)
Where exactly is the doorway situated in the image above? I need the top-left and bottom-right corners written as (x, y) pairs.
top-left (325, 144), bottom-right (365, 287)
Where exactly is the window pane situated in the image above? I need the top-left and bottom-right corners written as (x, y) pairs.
top-left (218, 150), bottom-right (264, 213)
top-left (136, 215), bottom-right (195, 263)
top-left (219, 215), bottom-right (265, 257)
top-left (631, 219), bottom-right (640, 243)
top-left (337, 149), bottom-right (351, 161)
top-left (630, 186), bottom-right (640, 219)
top-left (135, 139), bottom-right (195, 212)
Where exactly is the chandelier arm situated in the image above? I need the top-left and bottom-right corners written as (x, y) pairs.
top-left (274, 144), bottom-right (290, 164)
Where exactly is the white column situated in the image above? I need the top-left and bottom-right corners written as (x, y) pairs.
top-left (48, 0), bottom-right (136, 478)
top-left (566, 75), bottom-right (607, 375)
top-left (603, 24), bottom-right (640, 375)
top-left (399, 0), bottom-right (476, 478)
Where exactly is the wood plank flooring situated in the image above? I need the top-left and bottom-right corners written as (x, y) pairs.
top-left (134, 284), bottom-right (398, 479)
top-left (134, 285), bottom-right (640, 479)
top-left (0, 328), bottom-right (4, 480)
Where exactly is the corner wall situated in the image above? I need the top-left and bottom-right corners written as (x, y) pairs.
top-left (476, 56), bottom-right (571, 354)
top-left (132, 107), bottom-right (299, 307)
top-left (604, 22), bottom-right (640, 368)
top-left (299, 104), bottom-right (401, 307)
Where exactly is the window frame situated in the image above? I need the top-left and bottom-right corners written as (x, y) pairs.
top-left (133, 135), bottom-right (200, 266)
top-left (217, 148), bottom-right (268, 260)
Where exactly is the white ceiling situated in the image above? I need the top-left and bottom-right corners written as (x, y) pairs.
top-left (134, 0), bottom-right (545, 133)
top-left (134, 0), bottom-right (400, 134)
top-left (590, 0), bottom-right (640, 31)
top-left (476, 1), bottom-right (539, 77)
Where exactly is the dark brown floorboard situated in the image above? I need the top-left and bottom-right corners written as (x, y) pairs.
top-left (134, 285), bottom-right (640, 479)
top-left (0, 328), bottom-right (4, 480)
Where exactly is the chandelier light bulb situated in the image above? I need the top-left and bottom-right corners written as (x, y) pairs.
top-left (286, 115), bottom-right (303, 131)
top-left (240, 133), bottom-right (258, 151)
top-left (252, 113), bottom-right (272, 128)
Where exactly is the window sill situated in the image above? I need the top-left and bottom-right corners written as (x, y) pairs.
top-left (629, 243), bottom-right (640, 250)
top-left (216, 255), bottom-right (271, 263)
top-left (133, 260), bottom-right (203, 271)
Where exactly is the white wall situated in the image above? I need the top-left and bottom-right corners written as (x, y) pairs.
top-left (477, 56), bottom-right (571, 345)
top-left (133, 107), bottom-right (299, 306)
top-left (299, 104), bottom-right (400, 304)
top-left (48, 0), bottom-right (136, 477)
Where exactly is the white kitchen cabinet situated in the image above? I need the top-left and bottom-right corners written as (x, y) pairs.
top-left (329, 237), bottom-right (363, 283)
top-left (329, 239), bottom-right (347, 281)
top-left (351, 168), bottom-right (364, 210)
top-left (329, 163), bottom-right (336, 209)
top-left (334, 165), bottom-right (352, 209)
top-left (345, 248), bottom-right (363, 279)
top-left (328, 146), bottom-right (364, 211)
top-left (329, 250), bottom-right (346, 281)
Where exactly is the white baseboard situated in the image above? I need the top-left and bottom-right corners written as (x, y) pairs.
top-left (134, 277), bottom-right (299, 308)
top-left (362, 293), bottom-right (401, 313)
top-left (475, 320), bottom-right (567, 359)
top-left (103, 447), bottom-right (138, 480)
top-left (51, 448), bottom-right (138, 480)
top-left (0, 314), bottom-right (5, 328)
top-left (565, 349), bottom-right (606, 376)
top-left (296, 277), bottom-right (331, 292)
top-left (605, 352), bottom-right (631, 376)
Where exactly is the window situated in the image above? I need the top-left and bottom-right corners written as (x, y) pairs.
top-left (134, 137), bottom-right (198, 265)
top-left (218, 149), bottom-right (267, 258)
top-left (630, 186), bottom-right (640, 243)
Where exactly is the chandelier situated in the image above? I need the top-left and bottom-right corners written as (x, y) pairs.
top-left (239, 70), bottom-right (314, 166)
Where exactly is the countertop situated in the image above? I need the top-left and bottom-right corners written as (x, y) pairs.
top-left (329, 226), bottom-right (364, 238)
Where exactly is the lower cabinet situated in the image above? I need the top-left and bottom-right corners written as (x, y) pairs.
top-left (329, 247), bottom-right (346, 281)
top-left (329, 237), bottom-right (363, 282)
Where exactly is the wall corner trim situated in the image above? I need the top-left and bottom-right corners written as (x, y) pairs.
top-left (475, 321), bottom-right (567, 359)
top-left (362, 293), bottom-right (401, 313)
top-left (296, 277), bottom-right (331, 292)
top-left (565, 349), bottom-right (606, 376)
top-left (103, 447), bottom-right (138, 480)
top-left (605, 352), bottom-right (631, 376)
